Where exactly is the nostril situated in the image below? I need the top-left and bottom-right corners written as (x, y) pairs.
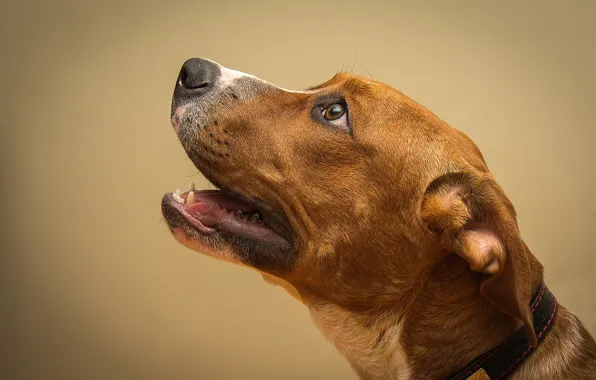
top-left (179, 72), bottom-right (211, 90)
top-left (179, 77), bottom-right (210, 90)
top-left (194, 82), bottom-right (210, 89)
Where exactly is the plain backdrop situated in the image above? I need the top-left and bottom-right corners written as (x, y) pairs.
top-left (2, 1), bottom-right (595, 379)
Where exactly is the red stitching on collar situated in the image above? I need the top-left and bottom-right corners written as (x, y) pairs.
top-left (530, 285), bottom-right (546, 313)
top-left (494, 297), bottom-right (557, 380)
top-left (452, 284), bottom-right (552, 380)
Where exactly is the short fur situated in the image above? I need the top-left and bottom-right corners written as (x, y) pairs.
top-left (164, 62), bottom-right (596, 379)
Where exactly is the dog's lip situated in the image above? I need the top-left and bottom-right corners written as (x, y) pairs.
top-left (162, 193), bottom-right (217, 235)
top-left (161, 188), bottom-right (292, 246)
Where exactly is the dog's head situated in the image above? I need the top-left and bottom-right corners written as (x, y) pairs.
top-left (162, 58), bottom-right (538, 344)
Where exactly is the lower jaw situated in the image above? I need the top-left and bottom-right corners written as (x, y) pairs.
top-left (161, 192), bottom-right (291, 251)
top-left (162, 193), bottom-right (297, 273)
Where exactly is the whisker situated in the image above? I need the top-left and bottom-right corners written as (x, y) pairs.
top-left (350, 50), bottom-right (359, 73)
top-left (364, 69), bottom-right (374, 84)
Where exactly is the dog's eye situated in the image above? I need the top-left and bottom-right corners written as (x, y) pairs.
top-left (311, 98), bottom-right (350, 133)
top-left (322, 103), bottom-right (348, 127)
top-left (323, 104), bottom-right (345, 120)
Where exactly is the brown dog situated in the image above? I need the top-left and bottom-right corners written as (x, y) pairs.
top-left (162, 58), bottom-right (596, 379)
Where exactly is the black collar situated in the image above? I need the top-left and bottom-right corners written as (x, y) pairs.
top-left (445, 283), bottom-right (558, 380)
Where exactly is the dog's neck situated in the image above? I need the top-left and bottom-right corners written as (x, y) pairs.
top-left (305, 253), bottom-right (544, 380)
top-left (307, 299), bottom-right (411, 380)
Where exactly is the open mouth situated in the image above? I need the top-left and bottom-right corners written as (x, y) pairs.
top-left (161, 182), bottom-right (292, 249)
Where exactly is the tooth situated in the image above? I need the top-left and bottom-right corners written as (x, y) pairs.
top-left (187, 191), bottom-right (196, 205)
top-left (189, 181), bottom-right (195, 191)
top-left (236, 210), bottom-right (243, 218)
top-left (173, 192), bottom-right (184, 204)
top-left (250, 214), bottom-right (260, 222)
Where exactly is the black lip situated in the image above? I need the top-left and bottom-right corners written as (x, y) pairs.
top-left (161, 183), bottom-right (294, 247)
top-left (161, 190), bottom-right (298, 274)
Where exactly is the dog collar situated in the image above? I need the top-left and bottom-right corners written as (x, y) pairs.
top-left (445, 282), bottom-right (557, 380)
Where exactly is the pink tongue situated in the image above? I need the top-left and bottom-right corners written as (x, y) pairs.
top-left (185, 202), bottom-right (233, 226)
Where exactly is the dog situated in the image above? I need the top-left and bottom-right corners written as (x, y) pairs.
top-left (161, 58), bottom-right (596, 379)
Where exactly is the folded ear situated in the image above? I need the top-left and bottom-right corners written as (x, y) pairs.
top-left (420, 171), bottom-right (537, 346)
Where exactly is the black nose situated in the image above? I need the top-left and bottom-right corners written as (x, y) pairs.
top-left (176, 58), bottom-right (220, 96)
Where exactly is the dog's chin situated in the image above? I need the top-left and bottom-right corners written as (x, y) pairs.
top-left (161, 188), bottom-right (296, 272)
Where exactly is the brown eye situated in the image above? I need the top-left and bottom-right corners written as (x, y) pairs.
top-left (312, 99), bottom-right (350, 131)
top-left (323, 104), bottom-right (346, 121)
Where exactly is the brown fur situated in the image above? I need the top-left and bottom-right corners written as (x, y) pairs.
top-left (165, 68), bottom-right (596, 379)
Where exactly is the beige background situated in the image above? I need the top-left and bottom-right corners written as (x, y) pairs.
top-left (3, 0), bottom-right (595, 379)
